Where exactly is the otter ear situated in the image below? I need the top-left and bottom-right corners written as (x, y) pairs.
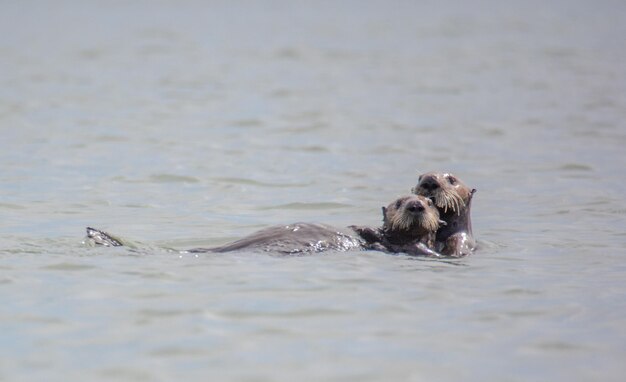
top-left (438, 219), bottom-right (447, 226)
top-left (381, 206), bottom-right (388, 224)
top-left (418, 174), bottom-right (423, 181)
top-left (468, 188), bottom-right (477, 203)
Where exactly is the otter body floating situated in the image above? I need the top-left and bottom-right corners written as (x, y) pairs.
top-left (86, 195), bottom-right (444, 257)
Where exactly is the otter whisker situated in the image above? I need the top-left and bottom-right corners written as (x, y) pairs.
top-left (417, 213), bottom-right (440, 232)
top-left (390, 212), bottom-right (413, 231)
top-left (433, 187), bottom-right (465, 215)
top-left (389, 207), bottom-right (441, 234)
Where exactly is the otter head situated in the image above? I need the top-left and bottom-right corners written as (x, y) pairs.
top-left (382, 195), bottom-right (444, 243)
top-left (412, 172), bottom-right (475, 216)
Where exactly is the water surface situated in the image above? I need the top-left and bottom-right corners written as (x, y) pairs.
top-left (1, 1), bottom-right (625, 381)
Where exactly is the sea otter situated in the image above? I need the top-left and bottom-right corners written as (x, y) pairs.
top-left (412, 172), bottom-right (476, 257)
top-left (85, 195), bottom-right (444, 257)
top-left (350, 194), bottom-right (444, 257)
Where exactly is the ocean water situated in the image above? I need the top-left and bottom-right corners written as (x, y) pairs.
top-left (1, 0), bottom-right (625, 381)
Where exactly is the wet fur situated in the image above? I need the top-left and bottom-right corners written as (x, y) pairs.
top-left (86, 196), bottom-right (443, 257)
top-left (413, 172), bottom-right (476, 257)
top-left (352, 195), bottom-right (444, 257)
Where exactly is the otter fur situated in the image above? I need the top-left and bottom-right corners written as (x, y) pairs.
top-left (86, 195), bottom-right (443, 257)
top-left (412, 172), bottom-right (476, 257)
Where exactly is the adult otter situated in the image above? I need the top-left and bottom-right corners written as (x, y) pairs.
top-left (86, 195), bottom-right (444, 257)
top-left (350, 195), bottom-right (444, 257)
top-left (412, 172), bottom-right (476, 257)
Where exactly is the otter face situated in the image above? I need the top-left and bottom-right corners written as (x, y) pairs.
top-left (412, 172), bottom-right (472, 215)
top-left (384, 195), bottom-right (441, 234)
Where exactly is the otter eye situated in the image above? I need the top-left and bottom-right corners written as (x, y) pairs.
top-left (448, 176), bottom-right (457, 185)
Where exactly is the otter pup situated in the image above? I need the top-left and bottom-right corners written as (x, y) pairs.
top-left (412, 172), bottom-right (476, 257)
top-left (85, 195), bottom-right (443, 256)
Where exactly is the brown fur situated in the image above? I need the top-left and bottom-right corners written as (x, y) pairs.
top-left (351, 195), bottom-right (444, 257)
top-left (86, 196), bottom-right (444, 256)
top-left (412, 172), bottom-right (476, 257)
top-left (382, 195), bottom-right (441, 248)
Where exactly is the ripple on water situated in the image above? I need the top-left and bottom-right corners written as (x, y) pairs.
top-left (0, 203), bottom-right (27, 210)
top-left (215, 307), bottom-right (350, 320)
top-left (136, 308), bottom-right (203, 319)
top-left (230, 119), bottom-right (263, 127)
top-left (281, 145), bottom-right (329, 153)
top-left (5, 314), bottom-right (67, 325)
top-left (97, 368), bottom-right (154, 381)
top-left (41, 262), bottom-right (96, 271)
top-left (149, 346), bottom-right (211, 357)
top-left (558, 163), bottom-right (594, 172)
top-left (212, 177), bottom-right (313, 188)
top-left (257, 202), bottom-right (353, 210)
top-left (522, 340), bottom-right (590, 354)
top-left (149, 174), bottom-right (201, 183)
top-left (93, 135), bottom-right (128, 143)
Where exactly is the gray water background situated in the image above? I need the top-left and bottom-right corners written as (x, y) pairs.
top-left (1, 0), bottom-right (625, 381)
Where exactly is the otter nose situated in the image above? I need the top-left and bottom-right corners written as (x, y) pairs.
top-left (406, 201), bottom-right (425, 213)
top-left (421, 180), bottom-right (439, 191)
